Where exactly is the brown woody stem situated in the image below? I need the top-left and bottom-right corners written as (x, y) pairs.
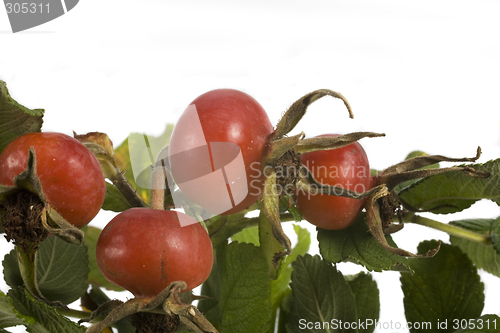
top-left (150, 166), bottom-right (167, 210)
top-left (109, 172), bottom-right (146, 208)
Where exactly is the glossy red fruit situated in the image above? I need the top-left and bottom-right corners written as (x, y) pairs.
top-left (295, 134), bottom-right (371, 230)
top-left (0, 132), bottom-right (106, 227)
top-left (96, 208), bottom-right (213, 298)
top-left (168, 89), bottom-right (274, 215)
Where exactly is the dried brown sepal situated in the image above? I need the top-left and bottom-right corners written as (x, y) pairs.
top-left (365, 188), bottom-right (440, 258)
top-left (84, 282), bottom-right (217, 333)
top-left (270, 89), bottom-right (353, 141)
top-left (73, 131), bottom-right (115, 156)
top-left (41, 207), bottom-right (84, 245)
top-left (296, 165), bottom-right (388, 199)
top-left (295, 131), bottom-right (386, 155)
top-left (74, 131), bottom-right (146, 208)
top-left (261, 170), bottom-right (292, 254)
top-left (263, 132), bottom-right (304, 164)
top-left (377, 147), bottom-right (485, 190)
top-left (131, 312), bottom-right (179, 333)
top-left (2, 190), bottom-right (47, 255)
top-left (366, 147), bottom-right (490, 257)
top-left (274, 149), bottom-right (302, 194)
top-left (84, 297), bottom-right (149, 333)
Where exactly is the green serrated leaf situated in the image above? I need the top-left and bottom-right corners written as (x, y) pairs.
top-left (0, 80), bottom-right (44, 154)
top-left (318, 213), bottom-right (411, 272)
top-left (3, 236), bottom-right (89, 305)
top-left (114, 124), bottom-right (174, 205)
top-left (231, 226), bottom-right (260, 246)
top-left (8, 287), bottom-right (86, 332)
top-left (345, 272), bottom-right (379, 333)
top-left (285, 254), bottom-right (357, 333)
top-left (83, 227), bottom-right (124, 291)
top-left (101, 182), bottom-right (133, 212)
top-left (2, 246), bottom-right (23, 288)
top-left (449, 218), bottom-right (500, 278)
top-left (398, 159), bottom-right (500, 214)
top-left (218, 242), bottom-right (271, 333)
top-left (0, 290), bottom-right (34, 328)
top-left (401, 240), bottom-right (484, 333)
top-left (453, 314), bottom-right (500, 333)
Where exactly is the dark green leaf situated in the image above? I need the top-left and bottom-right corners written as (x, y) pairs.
top-left (2, 246), bottom-right (23, 288)
top-left (83, 227), bottom-right (124, 291)
top-left (101, 182), bottom-right (133, 212)
top-left (318, 213), bottom-right (411, 272)
top-left (0, 291), bottom-right (33, 328)
top-left (453, 314), bottom-right (500, 333)
top-left (285, 254), bottom-right (357, 333)
top-left (218, 242), bottom-right (271, 333)
top-left (0, 80), bottom-right (44, 154)
top-left (449, 218), bottom-right (500, 278)
top-left (3, 236), bottom-right (89, 305)
top-left (398, 159), bottom-right (500, 214)
top-left (346, 272), bottom-right (379, 333)
top-left (8, 287), bottom-right (86, 332)
top-left (401, 240), bottom-right (484, 333)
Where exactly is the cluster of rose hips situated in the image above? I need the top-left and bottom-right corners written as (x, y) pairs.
top-left (0, 88), bottom-right (487, 332)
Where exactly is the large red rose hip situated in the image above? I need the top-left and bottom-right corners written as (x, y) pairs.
top-left (0, 132), bottom-right (106, 227)
top-left (96, 208), bottom-right (214, 298)
top-left (168, 89), bottom-right (274, 216)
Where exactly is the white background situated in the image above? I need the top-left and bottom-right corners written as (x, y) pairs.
top-left (1, 1), bottom-right (500, 332)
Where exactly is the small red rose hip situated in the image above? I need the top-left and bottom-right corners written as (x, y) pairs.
top-left (0, 132), bottom-right (106, 227)
top-left (96, 208), bottom-right (214, 298)
top-left (295, 134), bottom-right (371, 230)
